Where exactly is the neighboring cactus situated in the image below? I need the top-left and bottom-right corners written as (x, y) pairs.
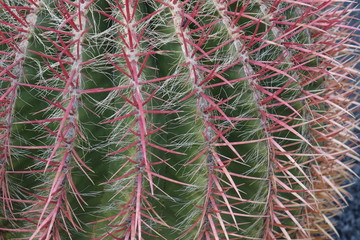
top-left (0, 0), bottom-right (358, 239)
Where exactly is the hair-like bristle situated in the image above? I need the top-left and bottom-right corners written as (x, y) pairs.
top-left (0, 0), bottom-right (358, 239)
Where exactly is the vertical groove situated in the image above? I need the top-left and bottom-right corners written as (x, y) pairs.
top-left (22, 1), bottom-right (93, 239)
top-left (212, 1), bottom-right (328, 238)
top-left (92, 0), bottom-right (185, 238)
top-left (0, 0), bottom-right (43, 230)
top-left (165, 1), bottom-right (263, 238)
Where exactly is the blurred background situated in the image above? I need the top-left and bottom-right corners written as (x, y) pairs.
top-left (332, 1), bottom-right (360, 239)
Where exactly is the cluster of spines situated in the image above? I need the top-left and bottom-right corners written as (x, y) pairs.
top-left (166, 1), bottom-right (251, 239)
top-left (0, 0), bottom-right (43, 231)
top-left (1, 0), bottom-right (95, 238)
top-left (89, 1), bottom-right (191, 239)
top-left (0, 0), bottom-right (358, 239)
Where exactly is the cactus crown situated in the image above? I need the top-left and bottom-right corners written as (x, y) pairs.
top-left (0, 0), bottom-right (358, 239)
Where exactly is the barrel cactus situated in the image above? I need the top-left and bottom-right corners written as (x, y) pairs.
top-left (0, 0), bottom-right (358, 239)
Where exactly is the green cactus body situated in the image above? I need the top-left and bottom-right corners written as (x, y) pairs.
top-left (0, 0), bottom-right (358, 239)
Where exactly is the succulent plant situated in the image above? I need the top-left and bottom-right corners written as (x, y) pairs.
top-left (0, 0), bottom-right (358, 239)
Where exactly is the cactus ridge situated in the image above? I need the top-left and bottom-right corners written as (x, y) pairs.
top-left (0, 0), bottom-right (358, 239)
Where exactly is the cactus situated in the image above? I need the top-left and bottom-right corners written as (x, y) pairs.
top-left (0, 0), bottom-right (358, 239)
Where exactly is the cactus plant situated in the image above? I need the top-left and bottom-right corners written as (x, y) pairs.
top-left (0, 0), bottom-right (358, 239)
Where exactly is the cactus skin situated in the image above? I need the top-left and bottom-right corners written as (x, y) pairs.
top-left (0, 0), bottom-right (358, 239)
